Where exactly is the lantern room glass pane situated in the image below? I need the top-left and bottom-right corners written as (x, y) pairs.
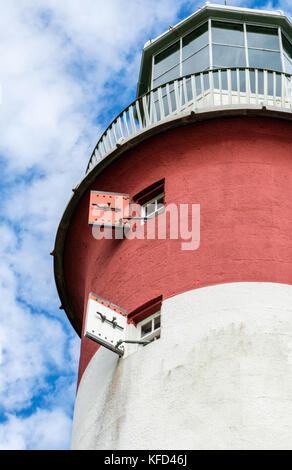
top-left (282, 34), bottom-right (292, 60)
top-left (284, 55), bottom-right (292, 74)
top-left (248, 48), bottom-right (282, 71)
top-left (153, 65), bottom-right (180, 88)
top-left (246, 25), bottom-right (280, 50)
top-left (213, 45), bottom-right (246, 68)
top-left (182, 45), bottom-right (209, 75)
top-left (282, 34), bottom-right (292, 74)
top-left (182, 22), bottom-right (209, 59)
top-left (212, 21), bottom-right (244, 46)
top-left (153, 41), bottom-right (180, 80)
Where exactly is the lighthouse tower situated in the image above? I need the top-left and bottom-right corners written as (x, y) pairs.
top-left (54, 4), bottom-right (292, 450)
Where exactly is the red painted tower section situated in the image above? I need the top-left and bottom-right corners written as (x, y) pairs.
top-left (63, 117), bottom-right (292, 385)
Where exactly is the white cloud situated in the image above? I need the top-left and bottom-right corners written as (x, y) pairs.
top-left (0, 408), bottom-right (72, 450)
top-left (0, 0), bottom-right (196, 175)
top-left (0, 0), bottom-right (199, 450)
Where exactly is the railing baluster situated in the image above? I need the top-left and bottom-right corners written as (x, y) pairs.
top-left (117, 116), bottom-right (124, 140)
top-left (219, 69), bottom-right (223, 106)
top-left (93, 148), bottom-right (99, 163)
top-left (209, 70), bottom-right (214, 106)
top-left (105, 134), bottom-right (111, 152)
top-left (263, 70), bottom-right (268, 105)
top-left (273, 72), bottom-right (276, 106)
top-left (142, 95), bottom-right (150, 126)
top-left (166, 83), bottom-right (173, 115)
top-left (246, 68), bottom-right (250, 104)
top-left (255, 69), bottom-right (259, 105)
top-left (112, 121), bottom-right (119, 144)
top-left (135, 99), bottom-right (143, 130)
top-left (179, 79), bottom-right (183, 108)
top-left (106, 129), bottom-right (114, 150)
top-left (123, 111), bottom-right (130, 138)
top-left (103, 134), bottom-right (109, 153)
top-left (97, 143), bottom-right (103, 159)
top-left (157, 87), bottom-right (165, 120)
top-left (183, 77), bottom-right (188, 106)
top-left (200, 73), bottom-right (204, 97)
top-left (174, 80), bottom-right (180, 112)
top-left (191, 74), bottom-right (197, 105)
top-left (149, 92), bottom-right (153, 123)
top-left (150, 91), bottom-right (158, 124)
top-left (101, 138), bottom-right (107, 156)
top-left (236, 68), bottom-right (240, 104)
top-left (281, 73), bottom-right (286, 108)
top-left (227, 69), bottom-right (232, 104)
top-left (129, 105), bottom-right (137, 134)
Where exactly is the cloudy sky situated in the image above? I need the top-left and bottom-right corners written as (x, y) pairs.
top-left (0, 0), bottom-right (290, 450)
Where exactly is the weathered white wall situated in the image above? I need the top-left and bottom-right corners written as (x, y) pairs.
top-left (71, 283), bottom-right (292, 450)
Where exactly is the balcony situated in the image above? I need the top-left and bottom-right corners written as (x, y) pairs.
top-left (86, 67), bottom-right (292, 174)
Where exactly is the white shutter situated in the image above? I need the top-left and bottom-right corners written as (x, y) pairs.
top-left (84, 293), bottom-right (127, 356)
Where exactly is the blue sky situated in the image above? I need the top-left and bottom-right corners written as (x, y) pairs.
top-left (0, 0), bottom-right (290, 450)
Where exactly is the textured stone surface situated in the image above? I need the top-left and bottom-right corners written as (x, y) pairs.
top-left (72, 283), bottom-right (292, 450)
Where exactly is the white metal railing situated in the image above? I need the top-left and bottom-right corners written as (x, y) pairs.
top-left (86, 67), bottom-right (292, 173)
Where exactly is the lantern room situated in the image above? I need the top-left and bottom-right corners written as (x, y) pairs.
top-left (137, 3), bottom-right (292, 95)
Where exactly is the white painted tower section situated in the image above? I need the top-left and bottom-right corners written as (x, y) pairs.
top-left (71, 283), bottom-right (292, 450)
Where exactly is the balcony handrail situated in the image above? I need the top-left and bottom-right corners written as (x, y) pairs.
top-left (86, 67), bottom-right (292, 174)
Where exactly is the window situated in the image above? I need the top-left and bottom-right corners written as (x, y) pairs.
top-left (127, 296), bottom-right (163, 348)
top-left (246, 25), bottom-right (280, 50)
top-left (282, 34), bottom-right (292, 74)
top-left (148, 18), bottom-right (289, 98)
top-left (152, 22), bottom-right (210, 89)
top-left (183, 22), bottom-right (209, 57)
top-left (246, 25), bottom-right (282, 72)
top-left (284, 53), bottom-right (292, 75)
top-left (248, 48), bottom-right (282, 70)
top-left (182, 22), bottom-right (209, 75)
top-left (133, 179), bottom-right (165, 222)
top-left (212, 44), bottom-right (246, 68)
top-left (139, 312), bottom-right (161, 344)
top-left (212, 21), bottom-right (246, 69)
top-left (212, 21), bottom-right (245, 46)
top-left (153, 41), bottom-right (180, 88)
top-left (182, 45), bottom-right (209, 75)
top-left (141, 193), bottom-right (164, 221)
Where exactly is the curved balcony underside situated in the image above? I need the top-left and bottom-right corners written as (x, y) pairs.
top-left (87, 67), bottom-right (292, 174)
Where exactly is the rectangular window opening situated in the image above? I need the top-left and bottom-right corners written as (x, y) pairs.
top-left (133, 179), bottom-right (165, 222)
top-left (246, 25), bottom-right (280, 51)
top-left (128, 296), bottom-right (163, 347)
top-left (142, 192), bottom-right (165, 221)
top-left (212, 20), bottom-right (244, 46)
top-left (139, 312), bottom-right (161, 345)
top-left (141, 320), bottom-right (153, 337)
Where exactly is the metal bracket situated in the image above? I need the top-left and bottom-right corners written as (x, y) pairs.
top-left (93, 203), bottom-right (121, 213)
top-left (97, 312), bottom-right (123, 331)
top-left (115, 339), bottom-right (152, 348)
